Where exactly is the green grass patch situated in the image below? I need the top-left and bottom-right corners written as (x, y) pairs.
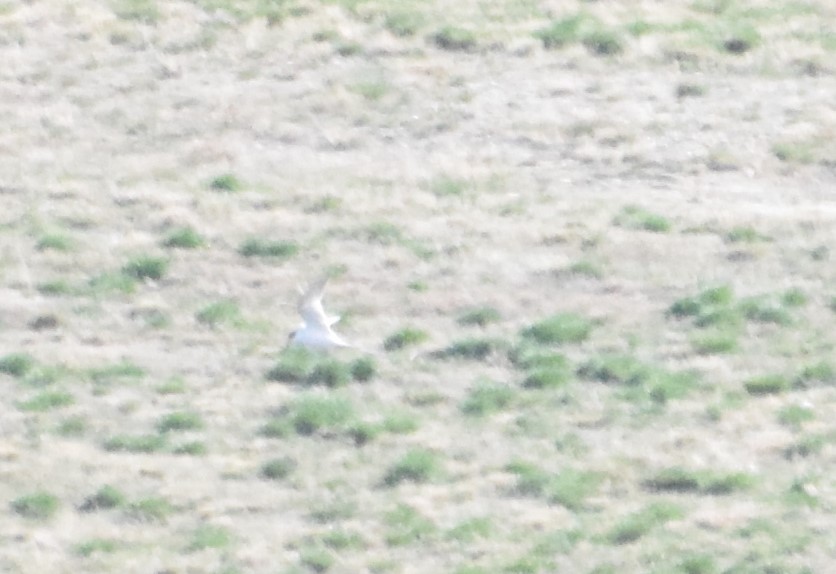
top-left (738, 296), bottom-right (793, 325)
top-left (676, 82), bottom-right (706, 98)
top-left (37, 232), bottom-right (73, 252)
top-left (299, 544), bottom-right (334, 572)
top-left (784, 433), bottom-right (829, 459)
top-left (431, 26), bottom-right (476, 51)
top-left (535, 14), bottom-right (587, 49)
top-left (744, 374), bottom-right (789, 395)
top-left (285, 394), bottom-right (355, 436)
top-left (521, 312), bottom-right (593, 345)
top-left (113, 0), bottom-right (159, 23)
top-left (582, 28), bottom-right (624, 56)
top-left (380, 412), bottom-right (420, 434)
top-left (780, 288), bottom-right (807, 307)
top-left (384, 9), bottom-right (425, 37)
top-left (75, 538), bottom-right (120, 557)
top-left (157, 376), bottom-right (187, 394)
top-left (606, 502), bottom-right (684, 544)
top-left (614, 205), bottom-right (671, 232)
top-left (446, 517), bottom-right (493, 543)
top-left (172, 441), bottom-right (207, 456)
top-left (18, 389), bottom-right (74, 412)
top-left (461, 380), bottom-right (515, 416)
top-left (384, 326), bottom-right (429, 351)
top-left (429, 174), bottom-right (467, 198)
top-left (162, 226), bottom-right (204, 249)
top-left (690, 328), bottom-right (739, 354)
top-left (238, 237), bottom-right (299, 259)
top-left (209, 173), bottom-right (242, 192)
top-left (157, 411), bottom-right (203, 433)
top-left (308, 359), bottom-right (352, 388)
top-left (431, 337), bottom-right (505, 361)
top-left (643, 467), bottom-right (754, 494)
top-left (127, 497), bottom-right (173, 522)
top-left (80, 485), bottom-right (126, 512)
top-left (795, 360), bottom-right (835, 388)
top-left (122, 255), bottom-right (168, 281)
top-left (349, 357), bottom-right (376, 381)
top-left (772, 140), bottom-right (816, 164)
top-left (87, 271), bottom-right (136, 295)
top-left (56, 415), bottom-right (87, 437)
top-left (87, 361), bottom-right (144, 389)
top-left (578, 354), bottom-right (698, 404)
top-left (725, 225), bottom-right (767, 243)
top-left (103, 434), bottom-right (167, 453)
top-left (320, 528), bottom-right (366, 550)
top-left (522, 362), bottom-right (572, 390)
top-left (37, 279), bottom-right (73, 295)
top-left (566, 258), bottom-right (604, 278)
top-left (196, 299), bottom-right (244, 328)
top-left (669, 285), bottom-right (734, 318)
top-left (384, 448), bottom-right (441, 487)
top-left (260, 456), bottom-right (297, 480)
top-left (188, 525), bottom-right (232, 551)
top-left (777, 404), bottom-right (814, 428)
top-left (457, 305), bottom-right (501, 327)
top-left (11, 491), bottom-right (60, 519)
top-left (0, 353), bottom-right (35, 377)
top-left (384, 504), bottom-right (436, 546)
top-left (266, 349), bottom-right (369, 386)
top-left (783, 479), bottom-right (818, 508)
top-left (506, 461), bottom-right (601, 510)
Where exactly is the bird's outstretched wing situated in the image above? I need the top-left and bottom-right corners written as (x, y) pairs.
top-left (297, 274), bottom-right (340, 328)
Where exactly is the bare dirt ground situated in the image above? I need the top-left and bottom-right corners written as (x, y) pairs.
top-left (1, 1), bottom-right (835, 573)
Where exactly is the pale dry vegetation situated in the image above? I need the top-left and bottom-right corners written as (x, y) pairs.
top-left (1, 0), bottom-right (835, 573)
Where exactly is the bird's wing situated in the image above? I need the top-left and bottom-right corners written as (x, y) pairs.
top-left (298, 274), bottom-right (336, 328)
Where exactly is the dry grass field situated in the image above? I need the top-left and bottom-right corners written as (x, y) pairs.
top-left (1, 0), bottom-right (835, 572)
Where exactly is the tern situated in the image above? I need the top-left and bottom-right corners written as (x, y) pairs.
top-left (286, 275), bottom-right (353, 351)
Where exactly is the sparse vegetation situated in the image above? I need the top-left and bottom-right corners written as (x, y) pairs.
top-left (744, 374), bottom-right (789, 395)
top-left (431, 337), bottom-right (504, 360)
top-left (521, 313), bottom-right (593, 345)
top-left (127, 497), bottom-right (173, 522)
top-left (5, 2), bottom-right (836, 572)
top-left (12, 492), bottom-right (60, 519)
top-left (606, 502), bottom-right (684, 544)
top-left (506, 461), bottom-right (601, 510)
top-left (162, 226), bottom-right (204, 249)
top-left (37, 231), bottom-right (73, 251)
top-left (188, 525), bottom-right (232, 551)
top-left (644, 467), bottom-right (754, 494)
top-left (0, 353), bottom-right (35, 377)
top-left (103, 434), bottom-right (167, 453)
top-left (432, 26), bottom-right (476, 51)
top-left (196, 299), bottom-right (244, 328)
top-left (461, 380), bottom-right (515, 416)
top-left (384, 448), bottom-right (441, 486)
top-left (384, 504), bottom-right (436, 546)
top-left (18, 389), bottom-right (74, 411)
top-left (157, 411), bottom-right (203, 433)
top-left (123, 255), bottom-right (168, 281)
top-left (75, 538), bottom-right (120, 557)
top-left (384, 327), bottom-right (429, 351)
top-left (238, 237), bottom-right (299, 259)
top-left (209, 173), bottom-right (242, 192)
top-left (286, 394), bottom-right (355, 436)
top-left (80, 485), bottom-right (126, 512)
top-left (614, 205), bottom-right (671, 232)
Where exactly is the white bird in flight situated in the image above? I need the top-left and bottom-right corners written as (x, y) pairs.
top-left (286, 275), bottom-right (353, 350)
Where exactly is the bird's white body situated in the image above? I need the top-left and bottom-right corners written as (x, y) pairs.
top-left (287, 275), bottom-right (353, 351)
